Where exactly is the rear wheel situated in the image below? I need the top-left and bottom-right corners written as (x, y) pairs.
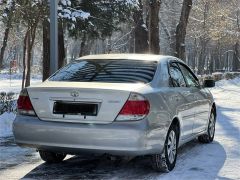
top-left (198, 110), bottom-right (216, 143)
top-left (152, 123), bottom-right (179, 172)
top-left (39, 150), bottom-right (66, 163)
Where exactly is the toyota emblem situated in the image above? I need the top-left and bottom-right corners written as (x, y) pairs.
top-left (70, 91), bottom-right (79, 97)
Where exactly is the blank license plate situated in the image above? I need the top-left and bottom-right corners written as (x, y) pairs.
top-left (53, 102), bottom-right (98, 116)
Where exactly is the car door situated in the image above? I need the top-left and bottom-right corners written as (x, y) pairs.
top-left (178, 63), bottom-right (210, 134)
top-left (168, 62), bottom-right (195, 140)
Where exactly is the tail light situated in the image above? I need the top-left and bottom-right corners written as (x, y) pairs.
top-left (17, 88), bottom-right (36, 116)
top-left (116, 93), bottom-right (150, 121)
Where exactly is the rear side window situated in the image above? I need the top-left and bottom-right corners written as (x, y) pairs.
top-left (169, 63), bottom-right (186, 87)
top-left (178, 63), bottom-right (199, 87)
top-left (49, 59), bottom-right (157, 84)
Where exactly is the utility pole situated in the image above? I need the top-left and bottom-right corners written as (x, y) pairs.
top-left (50, 0), bottom-right (58, 75)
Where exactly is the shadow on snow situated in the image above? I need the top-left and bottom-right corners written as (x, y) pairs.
top-left (22, 140), bottom-right (226, 179)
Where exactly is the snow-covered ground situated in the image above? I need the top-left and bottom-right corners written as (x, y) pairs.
top-left (0, 76), bottom-right (239, 179)
top-left (0, 113), bottom-right (15, 137)
top-left (0, 72), bottom-right (41, 94)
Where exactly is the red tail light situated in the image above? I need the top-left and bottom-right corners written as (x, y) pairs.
top-left (17, 88), bottom-right (36, 116)
top-left (116, 93), bottom-right (150, 121)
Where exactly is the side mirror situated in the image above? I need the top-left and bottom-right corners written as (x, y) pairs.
top-left (203, 79), bottom-right (215, 88)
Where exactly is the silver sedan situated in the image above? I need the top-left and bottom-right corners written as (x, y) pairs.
top-left (13, 54), bottom-right (216, 172)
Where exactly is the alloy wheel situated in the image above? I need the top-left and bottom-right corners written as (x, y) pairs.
top-left (167, 130), bottom-right (177, 164)
top-left (209, 114), bottom-right (215, 138)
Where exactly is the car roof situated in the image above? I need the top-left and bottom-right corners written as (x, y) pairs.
top-left (78, 54), bottom-right (174, 62)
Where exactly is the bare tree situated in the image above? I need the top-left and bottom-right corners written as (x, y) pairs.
top-left (20, 1), bottom-right (46, 88)
top-left (24, 25), bottom-right (38, 87)
top-left (21, 30), bottom-right (29, 89)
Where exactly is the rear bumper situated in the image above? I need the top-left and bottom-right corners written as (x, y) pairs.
top-left (13, 115), bottom-right (166, 156)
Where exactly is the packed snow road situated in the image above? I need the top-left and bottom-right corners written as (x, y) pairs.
top-left (0, 78), bottom-right (239, 179)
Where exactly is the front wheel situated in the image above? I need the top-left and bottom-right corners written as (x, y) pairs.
top-left (39, 150), bottom-right (66, 163)
top-left (198, 111), bottom-right (216, 143)
top-left (152, 124), bottom-right (179, 172)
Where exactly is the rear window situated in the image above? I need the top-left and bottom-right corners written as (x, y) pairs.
top-left (49, 59), bottom-right (157, 83)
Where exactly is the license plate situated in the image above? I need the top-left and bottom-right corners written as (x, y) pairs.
top-left (53, 101), bottom-right (98, 116)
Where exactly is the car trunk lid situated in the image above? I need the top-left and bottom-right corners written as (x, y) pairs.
top-left (27, 81), bottom-right (146, 124)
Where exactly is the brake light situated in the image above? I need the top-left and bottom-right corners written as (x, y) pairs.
top-left (116, 93), bottom-right (150, 121)
top-left (17, 88), bottom-right (36, 116)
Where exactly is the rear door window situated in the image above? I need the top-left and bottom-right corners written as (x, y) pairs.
top-left (49, 59), bottom-right (157, 84)
top-left (178, 63), bottom-right (199, 87)
top-left (169, 63), bottom-right (186, 87)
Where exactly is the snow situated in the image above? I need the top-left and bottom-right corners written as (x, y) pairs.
top-left (58, 1), bottom-right (90, 22)
top-left (0, 72), bottom-right (41, 93)
top-left (0, 112), bottom-right (15, 137)
top-left (141, 23), bottom-right (148, 31)
top-left (60, 0), bottom-right (67, 6)
top-left (0, 76), bottom-right (239, 179)
top-left (123, 0), bottom-right (139, 8)
top-left (71, 10), bottom-right (90, 20)
top-left (0, 73), bottom-right (41, 138)
top-left (214, 76), bottom-right (240, 87)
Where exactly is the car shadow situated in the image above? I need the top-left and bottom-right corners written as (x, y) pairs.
top-left (22, 139), bottom-right (226, 179)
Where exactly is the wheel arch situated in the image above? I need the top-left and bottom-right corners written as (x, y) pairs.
top-left (212, 102), bottom-right (217, 118)
top-left (172, 117), bottom-right (180, 136)
top-left (167, 116), bottom-right (181, 145)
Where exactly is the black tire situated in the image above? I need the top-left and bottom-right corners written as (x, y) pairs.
top-left (198, 110), bottom-right (216, 143)
top-left (39, 150), bottom-right (66, 163)
top-left (152, 123), bottom-right (179, 172)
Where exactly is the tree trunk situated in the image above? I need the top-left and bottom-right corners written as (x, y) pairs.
top-left (197, 38), bottom-right (209, 75)
top-left (133, 0), bottom-right (148, 53)
top-left (42, 19), bottom-right (50, 81)
top-left (192, 38), bottom-right (197, 71)
top-left (175, 0), bottom-right (192, 60)
top-left (21, 30), bottom-right (30, 90)
top-left (79, 33), bottom-right (87, 57)
top-left (0, 27), bottom-right (10, 69)
top-left (25, 26), bottom-right (37, 87)
top-left (42, 19), bottom-right (65, 81)
top-left (79, 34), bottom-right (94, 56)
top-left (25, 32), bottom-right (32, 88)
top-left (58, 19), bottom-right (65, 69)
top-left (232, 41), bottom-right (240, 71)
top-left (0, 2), bottom-right (15, 69)
top-left (148, 0), bottom-right (161, 54)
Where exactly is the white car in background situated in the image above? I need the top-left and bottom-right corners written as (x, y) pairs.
top-left (13, 54), bottom-right (216, 172)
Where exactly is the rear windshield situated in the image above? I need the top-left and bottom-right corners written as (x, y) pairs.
top-left (49, 59), bottom-right (157, 83)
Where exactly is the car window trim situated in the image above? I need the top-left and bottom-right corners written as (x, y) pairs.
top-left (167, 61), bottom-right (175, 87)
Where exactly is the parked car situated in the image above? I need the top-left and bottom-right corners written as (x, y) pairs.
top-left (13, 54), bottom-right (216, 172)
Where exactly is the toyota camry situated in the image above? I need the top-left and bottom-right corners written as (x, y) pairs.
top-left (13, 54), bottom-right (216, 172)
